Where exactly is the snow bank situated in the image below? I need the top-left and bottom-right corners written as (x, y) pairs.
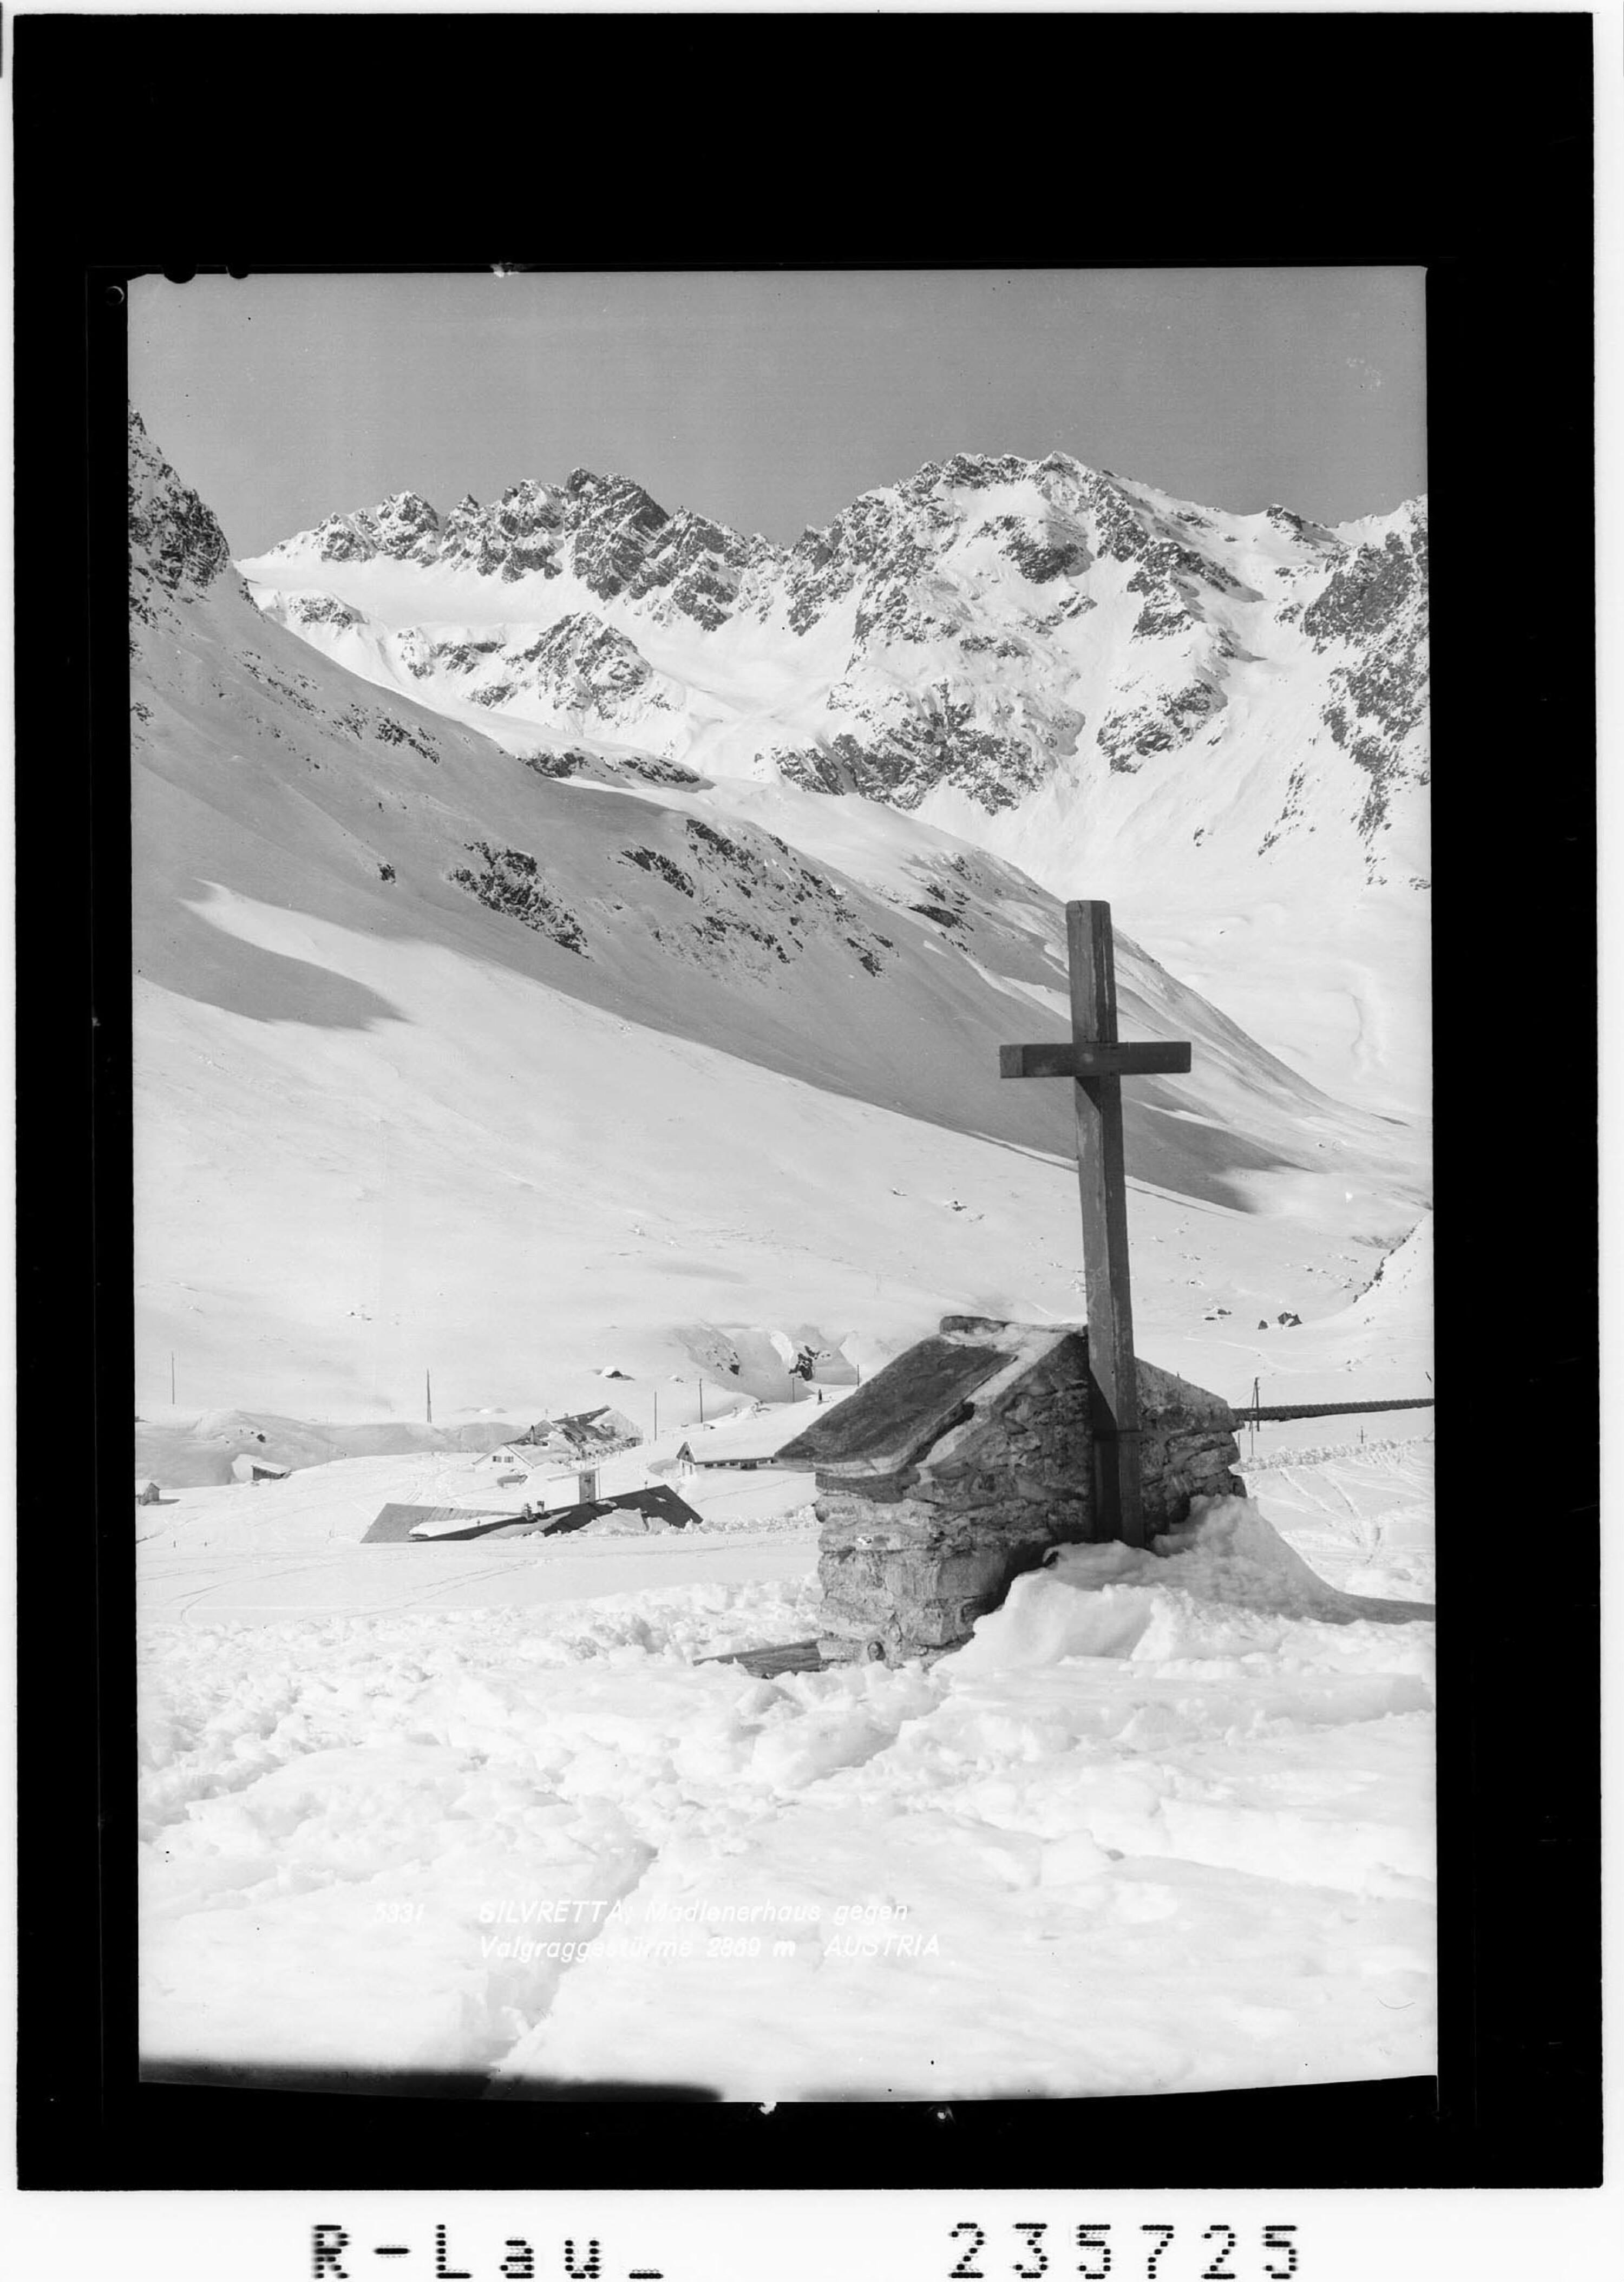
top-left (953, 1496), bottom-right (1431, 1679)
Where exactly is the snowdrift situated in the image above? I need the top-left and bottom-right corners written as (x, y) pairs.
top-left (954, 1494), bottom-right (1431, 1679)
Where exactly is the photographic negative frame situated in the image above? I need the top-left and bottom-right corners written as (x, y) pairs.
top-left (10, 2), bottom-right (1601, 2261)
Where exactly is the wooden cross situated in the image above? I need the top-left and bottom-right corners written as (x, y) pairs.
top-left (999, 901), bottom-right (1191, 1549)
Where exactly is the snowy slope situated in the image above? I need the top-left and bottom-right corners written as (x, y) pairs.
top-left (132, 411), bottom-right (1429, 1420)
top-left (241, 451), bottom-right (1430, 1110)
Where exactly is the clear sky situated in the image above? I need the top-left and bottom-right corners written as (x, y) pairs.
top-left (130, 268), bottom-right (1425, 558)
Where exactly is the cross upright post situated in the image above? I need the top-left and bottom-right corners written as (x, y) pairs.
top-left (998, 900), bottom-right (1192, 1548)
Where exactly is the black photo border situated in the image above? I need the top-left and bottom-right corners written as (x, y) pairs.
top-left (12, 6), bottom-right (1600, 2195)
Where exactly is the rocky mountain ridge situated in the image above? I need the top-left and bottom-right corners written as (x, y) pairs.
top-left (284, 466), bottom-right (776, 625)
top-left (243, 449), bottom-right (1428, 912)
top-left (128, 409), bottom-right (237, 621)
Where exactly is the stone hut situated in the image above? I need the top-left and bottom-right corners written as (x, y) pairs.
top-left (778, 1315), bottom-right (1242, 1665)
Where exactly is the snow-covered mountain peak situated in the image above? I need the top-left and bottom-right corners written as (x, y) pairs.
top-left (564, 464), bottom-right (657, 509)
top-left (252, 464), bottom-right (779, 620)
top-left (373, 490), bottom-right (441, 552)
top-left (1331, 494), bottom-right (1427, 549)
top-left (900, 449), bottom-right (1050, 501)
top-left (781, 449), bottom-right (1306, 612)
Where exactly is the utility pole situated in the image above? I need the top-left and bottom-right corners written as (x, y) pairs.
top-left (426, 1369), bottom-right (433, 1427)
top-left (652, 1392), bottom-right (658, 1442)
top-left (170, 1353), bottom-right (176, 1406)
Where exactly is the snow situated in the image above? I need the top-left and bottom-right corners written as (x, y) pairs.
top-left (133, 419), bottom-right (1436, 2105)
top-left (1243, 1435), bottom-right (1435, 1602)
top-left (139, 1455), bottom-right (1433, 2099)
top-left (135, 1427), bottom-right (822, 1627)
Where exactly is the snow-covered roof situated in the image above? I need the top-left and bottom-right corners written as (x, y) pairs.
top-left (230, 1453), bottom-right (290, 1481)
top-left (513, 1406), bottom-right (640, 1457)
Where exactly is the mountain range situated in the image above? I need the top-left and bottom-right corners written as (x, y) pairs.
top-left (243, 450), bottom-right (1426, 855)
top-left (241, 444), bottom-right (1430, 1113)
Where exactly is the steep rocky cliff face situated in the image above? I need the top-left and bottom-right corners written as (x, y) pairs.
top-left (128, 409), bottom-right (236, 621)
top-left (1301, 512), bottom-right (1429, 849)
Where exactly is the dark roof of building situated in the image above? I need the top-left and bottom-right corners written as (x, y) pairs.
top-left (513, 1405), bottom-right (640, 1454)
top-left (777, 1320), bottom-right (1040, 1481)
top-left (362, 1485), bottom-right (703, 1546)
top-left (362, 1503), bottom-right (512, 1544)
top-left (521, 1485), bottom-right (704, 1537)
top-left (777, 1315), bottom-right (1234, 1487)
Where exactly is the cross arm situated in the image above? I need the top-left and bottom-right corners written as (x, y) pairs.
top-left (999, 1039), bottom-right (1192, 1080)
